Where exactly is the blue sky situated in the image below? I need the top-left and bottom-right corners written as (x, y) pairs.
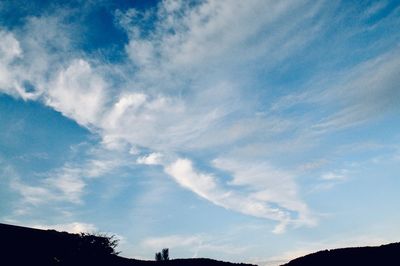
top-left (1, 0), bottom-right (400, 264)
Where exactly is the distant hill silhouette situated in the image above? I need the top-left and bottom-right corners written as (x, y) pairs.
top-left (0, 223), bottom-right (255, 266)
top-left (281, 242), bottom-right (400, 266)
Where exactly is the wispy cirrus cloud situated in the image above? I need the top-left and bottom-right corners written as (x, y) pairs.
top-left (311, 50), bottom-right (400, 132)
top-left (165, 158), bottom-right (315, 233)
top-left (10, 144), bottom-right (126, 208)
top-left (1, 0), bottom-right (400, 236)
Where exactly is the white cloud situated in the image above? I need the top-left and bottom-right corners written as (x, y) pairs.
top-left (0, 14), bottom-right (78, 101)
top-left (0, 30), bottom-right (22, 61)
top-left (44, 168), bottom-right (86, 204)
top-left (32, 222), bottom-right (98, 234)
top-left (11, 179), bottom-right (56, 206)
top-left (165, 158), bottom-right (316, 233)
top-left (165, 159), bottom-right (217, 200)
top-left (10, 146), bottom-right (124, 206)
top-left (136, 152), bottom-right (164, 165)
top-left (0, 1), bottom-right (326, 162)
top-left (119, 0), bottom-right (322, 89)
top-left (298, 159), bottom-right (328, 171)
top-left (98, 87), bottom-right (229, 152)
top-left (46, 59), bottom-right (107, 127)
top-left (105, 93), bottom-right (147, 126)
top-left (311, 50), bottom-right (400, 132)
top-left (213, 158), bottom-right (316, 229)
top-left (0, 30), bottom-right (22, 96)
top-left (363, 1), bottom-right (388, 18)
top-left (85, 158), bottom-right (122, 178)
top-left (10, 168), bottom-right (85, 205)
top-left (320, 172), bottom-right (347, 181)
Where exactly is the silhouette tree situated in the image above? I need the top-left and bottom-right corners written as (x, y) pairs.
top-left (78, 232), bottom-right (120, 256)
top-left (162, 248), bottom-right (169, 261)
top-left (155, 252), bottom-right (162, 261)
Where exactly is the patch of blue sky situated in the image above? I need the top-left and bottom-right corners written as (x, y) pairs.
top-left (0, 94), bottom-right (90, 174)
top-left (0, 0), bottom-right (400, 264)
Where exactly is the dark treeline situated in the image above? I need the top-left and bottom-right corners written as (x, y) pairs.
top-left (2, 222), bottom-right (398, 266)
top-left (1, 223), bottom-right (120, 265)
top-left (0, 223), bottom-right (255, 266)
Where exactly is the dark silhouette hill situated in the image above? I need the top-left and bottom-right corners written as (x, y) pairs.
top-left (0, 223), bottom-right (256, 266)
top-left (281, 242), bottom-right (400, 266)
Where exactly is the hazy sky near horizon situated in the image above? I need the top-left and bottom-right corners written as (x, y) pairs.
top-left (1, 0), bottom-right (400, 264)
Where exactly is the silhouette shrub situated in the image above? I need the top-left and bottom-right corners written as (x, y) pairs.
top-left (162, 248), bottom-right (169, 261)
top-left (155, 248), bottom-right (169, 261)
top-left (155, 252), bottom-right (162, 261)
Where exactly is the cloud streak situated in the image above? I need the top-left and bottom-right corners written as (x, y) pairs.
top-left (165, 158), bottom-right (315, 233)
top-left (10, 145), bottom-right (125, 207)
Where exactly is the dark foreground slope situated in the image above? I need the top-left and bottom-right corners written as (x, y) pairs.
top-left (0, 223), bottom-right (255, 266)
top-left (282, 242), bottom-right (400, 266)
